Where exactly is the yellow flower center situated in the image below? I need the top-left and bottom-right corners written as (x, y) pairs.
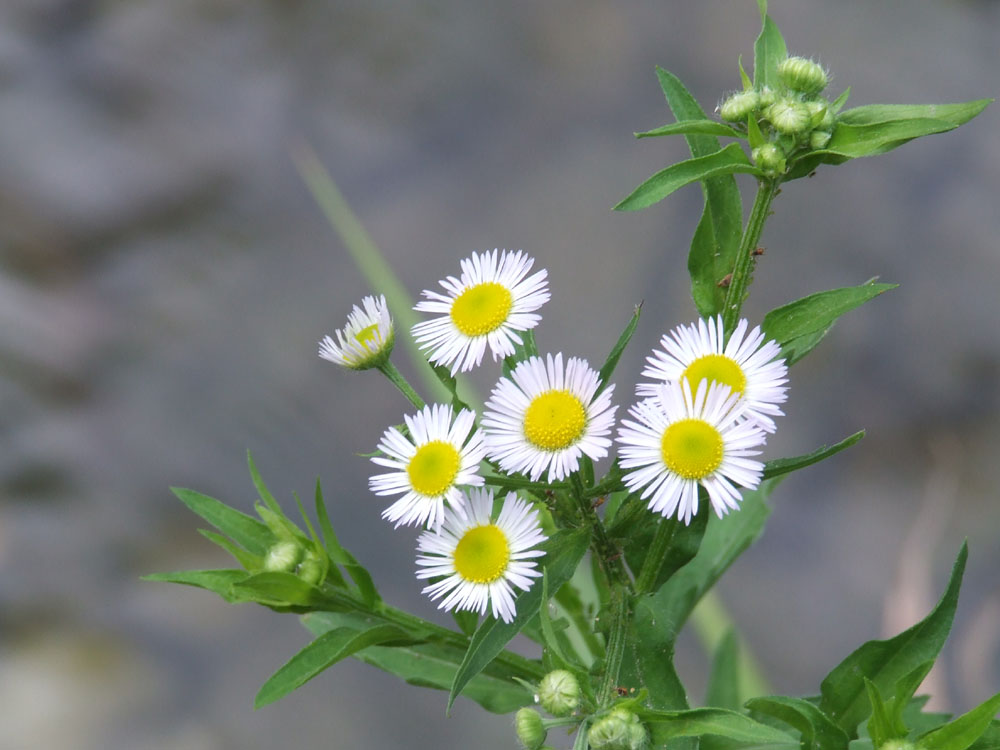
top-left (407, 441), bottom-right (461, 496)
top-left (682, 354), bottom-right (747, 397)
top-left (453, 525), bottom-right (510, 583)
top-left (660, 419), bottom-right (724, 480)
top-left (523, 390), bottom-right (587, 451)
top-left (353, 323), bottom-right (382, 351)
top-left (450, 282), bottom-right (513, 336)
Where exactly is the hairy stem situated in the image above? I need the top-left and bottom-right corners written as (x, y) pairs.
top-left (722, 179), bottom-right (779, 334)
top-left (377, 361), bottom-right (426, 410)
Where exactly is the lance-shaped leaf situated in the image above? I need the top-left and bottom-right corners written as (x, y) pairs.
top-left (705, 630), bottom-right (742, 711)
top-left (762, 431), bottom-right (865, 481)
top-left (255, 624), bottom-right (409, 708)
top-left (837, 101), bottom-right (991, 128)
top-left (637, 707), bottom-right (799, 748)
top-left (819, 544), bottom-right (968, 735)
top-left (636, 120), bottom-right (744, 139)
top-left (314, 479), bottom-right (380, 607)
top-left (171, 487), bottom-right (273, 557)
top-left (142, 569), bottom-right (250, 603)
top-left (747, 695), bottom-right (850, 750)
top-left (753, 6), bottom-right (788, 92)
top-left (867, 678), bottom-right (908, 748)
top-left (615, 143), bottom-right (761, 212)
top-left (967, 721), bottom-right (1000, 750)
top-left (916, 692), bottom-right (1000, 750)
top-left (232, 571), bottom-right (335, 609)
top-left (447, 526), bottom-right (591, 712)
top-left (597, 303), bottom-right (642, 396)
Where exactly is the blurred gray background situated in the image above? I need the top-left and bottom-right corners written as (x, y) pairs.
top-left (1, 0), bottom-right (998, 748)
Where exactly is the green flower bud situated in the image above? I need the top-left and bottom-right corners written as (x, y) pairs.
top-left (537, 670), bottom-right (581, 717)
top-left (626, 720), bottom-right (650, 750)
top-left (752, 143), bottom-right (786, 175)
top-left (810, 129), bottom-right (832, 149)
top-left (296, 549), bottom-right (325, 585)
top-left (777, 56), bottom-right (828, 95)
top-left (515, 708), bottom-right (547, 750)
top-left (588, 712), bottom-right (631, 750)
top-left (719, 90), bottom-right (760, 122)
top-left (758, 86), bottom-right (777, 108)
top-left (765, 99), bottom-right (813, 135)
top-left (880, 741), bottom-right (916, 750)
top-left (264, 540), bottom-right (303, 572)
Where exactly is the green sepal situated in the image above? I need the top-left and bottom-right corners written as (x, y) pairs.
top-left (705, 630), bottom-right (742, 710)
top-left (597, 303), bottom-right (642, 396)
top-left (254, 624), bottom-right (410, 708)
top-left (614, 143), bottom-right (762, 212)
top-left (762, 431), bottom-right (865, 481)
top-left (636, 120), bottom-right (744, 139)
top-left (753, 6), bottom-right (788, 92)
top-left (170, 486), bottom-right (273, 557)
top-left (915, 693), bottom-right (1000, 750)
top-left (746, 695), bottom-right (850, 750)
top-left (635, 707), bottom-right (800, 749)
top-left (447, 526), bottom-right (591, 712)
top-left (818, 544), bottom-right (968, 736)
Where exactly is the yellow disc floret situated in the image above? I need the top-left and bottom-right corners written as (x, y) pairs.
top-left (660, 419), bottom-right (724, 480)
top-left (450, 282), bottom-right (514, 336)
top-left (353, 323), bottom-right (382, 351)
top-left (453, 525), bottom-right (510, 583)
top-left (523, 390), bottom-right (587, 451)
top-left (682, 354), bottom-right (747, 397)
top-left (407, 440), bottom-right (462, 496)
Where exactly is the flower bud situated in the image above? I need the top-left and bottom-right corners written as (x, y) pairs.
top-left (264, 540), bottom-right (303, 572)
top-left (757, 86), bottom-right (777, 109)
top-left (588, 707), bottom-right (648, 750)
top-left (296, 549), bottom-right (325, 585)
top-left (719, 90), bottom-right (760, 122)
top-left (752, 143), bottom-right (786, 175)
top-left (318, 294), bottom-right (395, 371)
top-left (515, 708), bottom-right (547, 750)
top-left (880, 741), bottom-right (916, 750)
top-left (765, 99), bottom-right (812, 136)
top-left (537, 669), bottom-right (581, 717)
top-left (777, 56), bottom-right (828, 96)
top-left (809, 130), bottom-right (832, 150)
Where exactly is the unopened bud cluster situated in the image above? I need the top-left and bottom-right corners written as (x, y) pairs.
top-left (718, 55), bottom-right (836, 176)
top-left (587, 706), bottom-right (649, 750)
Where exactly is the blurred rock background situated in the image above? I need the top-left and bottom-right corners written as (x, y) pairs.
top-left (0, 0), bottom-right (998, 748)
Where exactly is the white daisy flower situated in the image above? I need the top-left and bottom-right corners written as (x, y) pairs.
top-left (637, 315), bottom-right (788, 432)
top-left (617, 380), bottom-right (766, 524)
top-left (416, 488), bottom-right (547, 623)
top-left (369, 404), bottom-right (486, 530)
top-left (481, 353), bottom-right (617, 482)
top-left (318, 294), bottom-right (394, 370)
top-left (411, 249), bottom-right (550, 375)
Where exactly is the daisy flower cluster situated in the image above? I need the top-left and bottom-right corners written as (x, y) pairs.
top-left (317, 250), bottom-right (788, 621)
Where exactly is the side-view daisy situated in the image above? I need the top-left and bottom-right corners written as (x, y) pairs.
top-left (617, 380), bottom-right (766, 524)
top-left (482, 353), bottom-right (617, 482)
top-left (411, 249), bottom-right (550, 375)
top-left (416, 488), bottom-right (547, 624)
top-left (318, 294), bottom-right (394, 370)
top-left (637, 315), bottom-right (788, 432)
top-left (369, 404), bottom-right (486, 530)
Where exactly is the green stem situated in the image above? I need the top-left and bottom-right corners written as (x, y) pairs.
top-left (483, 474), bottom-right (569, 493)
top-left (634, 518), bottom-right (678, 595)
top-left (377, 361), bottom-right (426, 410)
top-left (597, 586), bottom-right (629, 706)
top-left (722, 179), bottom-right (779, 334)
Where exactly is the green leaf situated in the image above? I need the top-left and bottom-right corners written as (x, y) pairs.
top-left (303, 611), bottom-right (534, 714)
top-left (539, 568), bottom-right (576, 671)
top-left (837, 101), bottom-right (991, 128)
top-left (818, 544), bottom-right (969, 735)
top-left (753, 10), bottom-right (788, 92)
top-left (832, 88), bottom-right (851, 113)
top-left (171, 487), bottom-right (273, 557)
top-left (429, 362), bottom-right (472, 413)
top-left (314, 479), bottom-right (380, 606)
top-left (747, 695), bottom-right (850, 750)
top-left (614, 143), bottom-right (761, 212)
top-left (232, 571), bottom-right (331, 608)
top-left (779, 326), bottom-right (833, 367)
top-left (904, 695), bottom-right (953, 737)
top-left (624, 509), bottom-right (708, 594)
top-left (916, 693), bottom-right (1000, 750)
top-left (967, 721), bottom-right (1000, 750)
top-left (762, 282), bottom-right (897, 354)
top-left (255, 625), bottom-right (408, 708)
top-left (866, 678), bottom-right (907, 748)
top-left (597, 304), bottom-right (642, 396)
top-left (636, 120), bottom-right (744, 139)
top-left (762, 431), bottom-right (865, 481)
top-left (198, 529), bottom-right (261, 570)
top-left (821, 119), bottom-right (969, 159)
top-left (654, 67), bottom-right (744, 318)
top-left (142, 569), bottom-right (250, 602)
top-left (887, 661), bottom-right (936, 731)
top-left (705, 630), bottom-right (741, 710)
top-left (747, 111), bottom-right (766, 149)
top-left (247, 451), bottom-right (282, 515)
top-left (739, 55), bottom-right (752, 91)
top-left (451, 609), bottom-right (479, 637)
top-left (447, 527), bottom-right (590, 712)
top-left (637, 707), bottom-right (799, 748)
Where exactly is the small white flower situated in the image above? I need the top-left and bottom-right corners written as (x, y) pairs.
top-left (482, 353), bottom-right (617, 482)
top-left (637, 315), bottom-right (788, 433)
top-left (617, 380), bottom-right (766, 524)
top-left (369, 404), bottom-right (486, 530)
top-left (318, 294), bottom-right (394, 370)
top-left (412, 249), bottom-right (550, 375)
top-left (416, 488), bottom-right (547, 623)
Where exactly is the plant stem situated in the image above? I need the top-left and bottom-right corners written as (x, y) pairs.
top-left (722, 179), bottom-right (779, 334)
top-left (597, 585), bottom-right (629, 706)
top-left (377, 361), bottom-right (426, 410)
top-left (634, 518), bottom-right (678, 595)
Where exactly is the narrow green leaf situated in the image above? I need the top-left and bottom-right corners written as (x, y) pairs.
top-left (904, 695), bottom-right (953, 737)
top-left (747, 695), bottom-right (850, 750)
top-left (867, 678), bottom-right (907, 748)
top-left (705, 630), bottom-right (741, 710)
top-left (753, 11), bottom-right (788, 92)
top-left (255, 625), bottom-right (407, 708)
top-left (837, 101), bottom-right (991, 127)
top-left (638, 707), bottom-right (799, 748)
top-left (636, 120), bottom-right (743, 139)
top-left (756, 0), bottom-right (767, 19)
top-left (739, 55), bottom-right (752, 91)
top-left (233, 571), bottom-right (330, 608)
top-left (762, 431), bottom-right (865, 481)
top-left (539, 569), bottom-right (576, 670)
top-left (747, 112), bottom-right (766, 149)
top-left (171, 487), bottom-right (273, 557)
top-left (779, 326), bottom-right (832, 366)
top-left (314, 479), bottom-right (380, 606)
top-left (615, 143), bottom-right (760, 212)
top-left (597, 304), bottom-right (642, 396)
top-left (247, 451), bottom-right (282, 515)
top-left (452, 609), bottom-right (479, 637)
top-left (916, 692), bottom-right (1000, 750)
top-left (142, 569), bottom-right (249, 602)
top-left (624, 508), bottom-right (708, 594)
top-left (762, 283), bottom-right (897, 351)
top-left (198, 529), bottom-right (260, 570)
top-left (967, 721), bottom-right (1000, 750)
top-left (819, 544), bottom-right (969, 735)
top-left (429, 362), bottom-right (472, 413)
top-left (888, 661), bottom-right (936, 730)
top-left (447, 527), bottom-right (590, 712)
top-left (574, 718), bottom-right (592, 750)
top-left (821, 119), bottom-right (965, 159)
top-left (832, 88), bottom-right (851, 113)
